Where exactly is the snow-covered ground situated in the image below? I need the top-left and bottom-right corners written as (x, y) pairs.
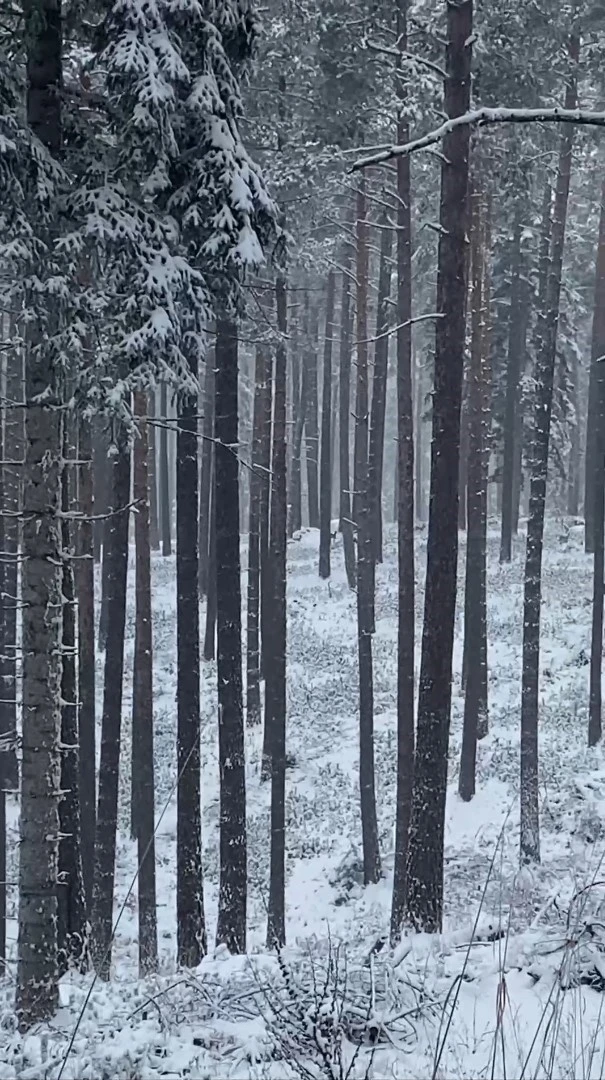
top-left (4, 518), bottom-right (605, 1078)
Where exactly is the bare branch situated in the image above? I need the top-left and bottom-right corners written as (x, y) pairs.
top-left (353, 107), bottom-right (605, 170)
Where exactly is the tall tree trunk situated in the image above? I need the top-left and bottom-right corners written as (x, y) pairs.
top-left (247, 346), bottom-right (268, 725)
top-left (91, 440), bottom-right (131, 979)
top-left (500, 215), bottom-right (527, 563)
top-left (16, 0), bottom-right (63, 1028)
top-left (132, 392), bottom-right (158, 974)
top-left (415, 352), bottom-right (425, 523)
top-left (390, 9), bottom-right (415, 941)
top-left (520, 38), bottom-right (578, 863)
top-left (92, 420), bottom-right (108, 564)
top-left (585, 189), bottom-right (605, 552)
top-left (148, 390), bottom-right (160, 551)
top-left (199, 356), bottom-right (214, 597)
top-left (58, 452), bottom-right (87, 976)
top-left (339, 229), bottom-right (356, 589)
top-left (405, 0), bottom-right (473, 933)
top-left (159, 381), bottom-right (172, 557)
top-left (266, 276), bottom-right (288, 948)
top-left (77, 418), bottom-right (95, 914)
top-left (0, 349), bottom-right (21, 792)
top-left (354, 173), bottom-right (381, 886)
top-left (368, 213), bottom-right (394, 565)
top-left (260, 352), bottom-right (273, 683)
top-left (203, 472), bottom-right (217, 662)
top-left (567, 351), bottom-right (580, 517)
top-left (305, 303), bottom-right (319, 529)
top-left (319, 270), bottom-right (336, 578)
top-left (459, 190), bottom-right (487, 801)
top-left (215, 316), bottom-right (247, 953)
top-left (177, 354), bottom-right (206, 965)
top-left (588, 182), bottom-right (605, 747)
top-left (289, 337), bottom-right (307, 538)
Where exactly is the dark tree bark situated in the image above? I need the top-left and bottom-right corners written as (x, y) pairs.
top-left (0, 350), bottom-right (21, 792)
top-left (500, 215), bottom-right (528, 563)
top-left (247, 346), bottom-right (269, 726)
top-left (131, 392), bottom-right (158, 975)
top-left (404, 0), bottom-right (473, 933)
top-left (459, 191), bottom-right (487, 801)
top-left (91, 440), bottom-right (131, 979)
top-left (266, 276), bottom-right (288, 948)
top-left (259, 351), bottom-right (273, 679)
top-left (93, 419), bottom-right (109, 564)
top-left (319, 270), bottom-right (336, 578)
top-left (520, 38), bottom-right (578, 864)
top-left (215, 316), bottom-right (247, 954)
top-left (58, 454), bottom-right (87, 976)
top-left (588, 181), bottom-right (605, 748)
top-left (148, 390), bottom-right (160, 551)
top-left (199, 356), bottom-right (214, 597)
top-left (76, 418), bottom-right (95, 914)
top-left (0, 406), bottom-right (6, 966)
top-left (339, 227), bottom-right (357, 589)
top-left (203, 470), bottom-right (217, 662)
top-left (289, 329), bottom-right (307, 538)
top-left (354, 172), bottom-right (381, 886)
top-left (567, 349), bottom-right (581, 517)
top-left (305, 302), bottom-right (320, 529)
top-left (17, 0), bottom-right (63, 1028)
top-left (390, 9), bottom-right (416, 942)
top-left (177, 354), bottom-right (206, 965)
top-left (368, 213), bottom-right (394, 565)
top-left (586, 185), bottom-right (605, 554)
top-left (159, 381), bottom-right (172, 557)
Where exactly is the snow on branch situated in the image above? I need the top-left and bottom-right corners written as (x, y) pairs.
top-left (353, 107), bottom-right (605, 170)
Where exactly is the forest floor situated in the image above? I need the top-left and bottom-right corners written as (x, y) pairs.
top-left (3, 518), bottom-right (605, 1078)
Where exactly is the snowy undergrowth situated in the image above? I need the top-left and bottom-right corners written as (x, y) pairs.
top-left (3, 519), bottom-right (605, 1077)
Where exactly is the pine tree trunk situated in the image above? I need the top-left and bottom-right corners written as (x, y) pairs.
top-left (203, 473), bottom-right (217, 662)
top-left (319, 270), bottom-right (336, 578)
top-left (368, 214), bottom-right (394, 565)
top-left (500, 215), bottom-right (527, 563)
top-left (390, 27), bottom-right (415, 940)
top-left (58, 455), bottom-right (87, 976)
top-left (76, 418), bottom-right (95, 914)
top-left (17, 0), bottom-right (63, 1027)
top-left (305, 303), bottom-right (319, 529)
top-left (132, 392), bottom-right (158, 974)
top-left (148, 390), bottom-right (160, 551)
top-left (266, 276), bottom-right (288, 948)
top-left (247, 347), bottom-right (268, 726)
top-left (259, 350), bottom-right (273, 681)
top-left (0, 395), bottom-right (6, 966)
top-left (585, 189), bottom-right (605, 552)
top-left (91, 440), bottom-right (131, 979)
top-left (339, 229), bottom-right (357, 589)
top-left (177, 355), bottom-right (206, 965)
top-left (160, 381), bottom-right (172, 557)
top-left (93, 420), bottom-right (108, 565)
top-left (459, 191), bottom-right (487, 801)
top-left (415, 353), bottom-right (425, 522)
top-left (354, 173), bottom-right (381, 886)
top-left (199, 357), bottom-right (214, 597)
top-left (289, 337), bottom-right (307, 538)
top-left (520, 38), bottom-right (578, 863)
top-left (0, 350), bottom-right (21, 792)
top-left (588, 183), bottom-right (605, 747)
top-left (215, 316), bottom-right (247, 953)
top-left (405, 0), bottom-right (473, 933)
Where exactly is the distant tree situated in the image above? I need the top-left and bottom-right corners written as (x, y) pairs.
top-left (266, 274), bottom-right (288, 948)
top-left (338, 227), bottom-right (356, 590)
top-left (500, 210), bottom-right (529, 563)
top-left (91, 438), bottom-right (131, 979)
top-left (305, 303), bottom-right (320, 529)
top-left (319, 270), bottom-right (336, 578)
top-left (368, 210), bottom-right (393, 565)
top-left (588, 179), bottom-right (605, 748)
top-left (520, 37), bottom-right (578, 864)
top-left (131, 391), bottom-right (158, 974)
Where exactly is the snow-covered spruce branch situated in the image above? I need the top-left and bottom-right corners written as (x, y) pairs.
top-left (353, 107), bottom-right (605, 169)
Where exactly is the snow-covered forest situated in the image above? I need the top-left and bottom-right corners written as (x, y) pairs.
top-left (4, 0), bottom-right (605, 1075)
